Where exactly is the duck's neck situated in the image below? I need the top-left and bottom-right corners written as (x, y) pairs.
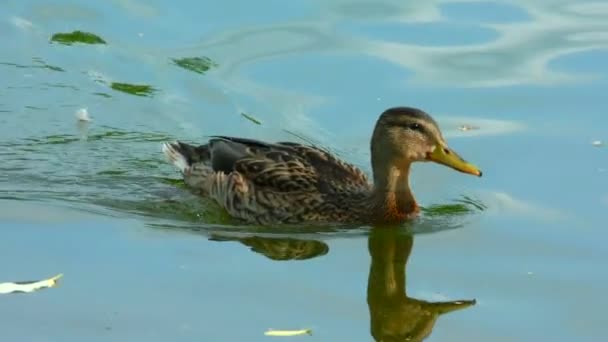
top-left (370, 163), bottom-right (418, 222)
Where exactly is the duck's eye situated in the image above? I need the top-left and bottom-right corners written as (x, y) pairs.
top-left (408, 123), bottom-right (423, 131)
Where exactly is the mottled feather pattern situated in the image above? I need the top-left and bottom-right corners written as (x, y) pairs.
top-left (163, 137), bottom-right (373, 224)
top-left (277, 142), bottom-right (370, 192)
top-left (236, 158), bottom-right (318, 192)
top-left (183, 163), bottom-right (214, 192)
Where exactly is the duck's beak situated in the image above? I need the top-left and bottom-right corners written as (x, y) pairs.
top-left (427, 145), bottom-right (482, 177)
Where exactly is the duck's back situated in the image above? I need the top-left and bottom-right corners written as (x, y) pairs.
top-left (162, 137), bottom-right (371, 224)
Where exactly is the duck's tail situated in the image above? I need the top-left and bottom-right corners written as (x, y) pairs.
top-left (162, 141), bottom-right (190, 173)
top-left (162, 141), bottom-right (210, 173)
top-left (162, 141), bottom-right (215, 193)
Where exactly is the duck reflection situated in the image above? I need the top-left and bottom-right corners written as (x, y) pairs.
top-left (209, 234), bottom-right (329, 261)
top-left (367, 228), bottom-right (475, 341)
top-left (209, 229), bottom-right (475, 341)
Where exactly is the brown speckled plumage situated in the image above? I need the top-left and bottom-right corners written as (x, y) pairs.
top-left (162, 107), bottom-right (482, 225)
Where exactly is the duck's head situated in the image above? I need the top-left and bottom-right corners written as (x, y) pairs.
top-left (371, 107), bottom-right (482, 177)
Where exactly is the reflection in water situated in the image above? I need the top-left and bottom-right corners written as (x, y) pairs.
top-left (212, 228), bottom-right (475, 341)
top-left (209, 234), bottom-right (329, 261)
top-left (367, 228), bottom-right (474, 341)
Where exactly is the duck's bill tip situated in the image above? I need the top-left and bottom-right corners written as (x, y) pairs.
top-left (456, 165), bottom-right (482, 177)
top-left (427, 146), bottom-right (482, 177)
top-left (470, 169), bottom-right (483, 177)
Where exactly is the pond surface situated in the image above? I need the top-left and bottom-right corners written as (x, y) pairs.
top-left (1, 0), bottom-right (607, 341)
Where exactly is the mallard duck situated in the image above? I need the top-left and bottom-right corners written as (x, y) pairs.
top-left (162, 106), bottom-right (481, 225)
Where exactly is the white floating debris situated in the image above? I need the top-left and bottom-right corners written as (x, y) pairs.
top-left (75, 108), bottom-right (91, 122)
top-left (138, 32), bottom-right (144, 37)
top-left (592, 140), bottom-right (604, 147)
top-left (527, 271), bottom-right (534, 275)
top-left (458, 124), bottom-right (480, 131)
top-left (264, 329), bottom-right (312, 337)
top-left (0, 274), bottom-right (63, 294)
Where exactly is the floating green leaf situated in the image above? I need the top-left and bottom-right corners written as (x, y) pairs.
top-left (110, 82), bottom-right (156, 97)
top-left (241, 112), bottom-right (262, 125)
top-left (172, 56), bottom-right (218, 74)
top-left (421, 196), bottom-right (486, 217)
top-left (421, 203), bottom-right (472, 217)
top-left (50, 30), bottom-right (106, 45)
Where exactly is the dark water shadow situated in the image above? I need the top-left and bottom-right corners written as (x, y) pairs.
top-left (209, 227), bottom-right (475, 341)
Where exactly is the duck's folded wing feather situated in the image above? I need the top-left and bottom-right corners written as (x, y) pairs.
top-left (276, 142), bottom-right (370, 190)
top-left (235, 156), bottom-right (318, 192)
top-left (208, 136), bottom-right (369, 193)
top-left (207, 136), bottom-right (275, 173)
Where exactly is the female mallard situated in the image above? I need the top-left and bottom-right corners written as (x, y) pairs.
top-left (162, 107), bottom-right (482, 225)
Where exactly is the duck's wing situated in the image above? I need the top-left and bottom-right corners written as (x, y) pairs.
top-left (207, 136), bottom-right (370, 193)
top-left (275, 141), bottom-right (370, 192)
top-left (163, 136), bottom-right (371, 223)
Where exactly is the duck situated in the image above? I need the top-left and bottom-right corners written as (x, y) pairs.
top-left (162, 106), bottom-right (482, 225)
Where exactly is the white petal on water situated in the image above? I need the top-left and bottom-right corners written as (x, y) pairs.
top-left (264, 329), bottom-right (312, 337)
top-left (0, 274), bottom-right (63, 294)
top-left (75, 108), bottom-right (91, 121)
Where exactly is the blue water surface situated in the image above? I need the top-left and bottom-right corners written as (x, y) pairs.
top-left (1, 0), bottom-right (607, 341)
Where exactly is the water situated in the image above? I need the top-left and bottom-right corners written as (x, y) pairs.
top-left (1, 0), bottom-right (607, 341)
